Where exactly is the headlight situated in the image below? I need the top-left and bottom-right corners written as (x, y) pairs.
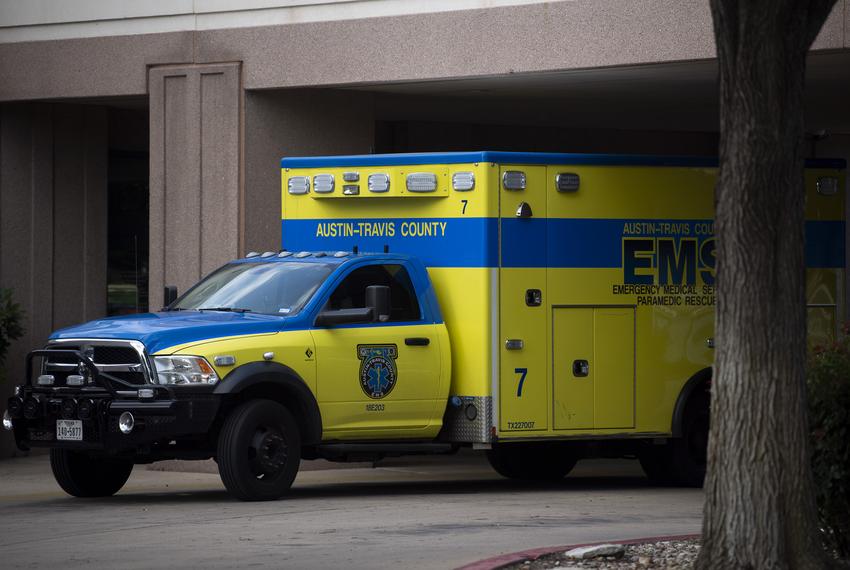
top-left (153, 356), bottom-right (219, 386)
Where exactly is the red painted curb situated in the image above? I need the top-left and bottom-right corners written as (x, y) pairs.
top-left (455, 533), bottom-right (702, 570)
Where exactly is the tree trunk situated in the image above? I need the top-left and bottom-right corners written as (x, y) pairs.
top-left (697, 1), bottom-right (837, 569)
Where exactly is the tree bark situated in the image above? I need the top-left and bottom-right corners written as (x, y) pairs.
top-left (697, 1), bottom-right (838, 569)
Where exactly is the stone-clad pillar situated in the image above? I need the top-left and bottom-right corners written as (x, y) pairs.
top-left (0, 102), bottom-right (107, 457)
top-left (148, 63), bottom-right (242, 309)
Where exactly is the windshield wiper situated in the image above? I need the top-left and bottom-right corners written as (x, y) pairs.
top-left (197, 307), bottom-right (253, 313)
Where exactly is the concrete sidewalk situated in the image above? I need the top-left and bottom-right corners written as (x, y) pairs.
top-left (0, 453), bottom-right (703, 569)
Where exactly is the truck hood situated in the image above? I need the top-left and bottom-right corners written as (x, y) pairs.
top-left (49, 311), bottom-right (293, 354)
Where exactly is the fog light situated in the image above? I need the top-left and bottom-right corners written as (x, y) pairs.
top-left (37, 374), bottom-right (55, 386)
top-left (77, 399), bottom-right (95, 420)
top-left (118, 412), bottom-right (134, 435)
top-left (2, 410), bottom-right (12, 431)
top-left (66, 375), bottom-right (85, 386)
top-left (60, 399), bottom-right (77, 419)
top-left (23, 397), bottom-right (41, 419)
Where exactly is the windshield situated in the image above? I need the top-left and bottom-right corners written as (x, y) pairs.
top-left (172, 261), bottom-right (335, 315)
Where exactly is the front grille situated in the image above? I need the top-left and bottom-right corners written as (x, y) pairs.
top-left (48, 346), bottom-right (80, 365)
top-left (42, 340), bottom-right (149, 386)
top-left (107, 371), bottom-right (147, 385)
top-left (93, 346), bottom-right (140, 364)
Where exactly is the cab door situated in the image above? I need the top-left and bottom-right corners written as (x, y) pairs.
top-left (311, 262), bottom-right (444, 436)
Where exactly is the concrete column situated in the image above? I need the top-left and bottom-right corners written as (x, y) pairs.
top-left (52, 106), bottom-right (108, 328)
top-left (0, 102), bottom-right (107, 457)
top-left (149, 63), bottom-right (242, 309)
top-left (243, 89), bottom-right (375, 252)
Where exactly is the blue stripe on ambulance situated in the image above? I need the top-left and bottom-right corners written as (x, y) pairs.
top-left (282, 217), bottom-right (845, 269)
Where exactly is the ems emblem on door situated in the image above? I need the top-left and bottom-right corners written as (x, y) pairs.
top-left (358, 345), bottom-right (399, 399)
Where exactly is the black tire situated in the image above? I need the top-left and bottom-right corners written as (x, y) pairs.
top-left (50, 449), bottom-right (133, 498)
top-left (670, 407), bottom-right (709, 487)
top-left (640, 406), bottom-right (709, 488)
top-left (486, 442), bottom-right (579, 481)
top-left (217, 399), bottom-right (301, 501)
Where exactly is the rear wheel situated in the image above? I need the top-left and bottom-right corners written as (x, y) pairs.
top-left (486, 442), bottom-right (579, 481)
top-left (217, 399), bottom-right (301, 501)
top-left (50, 449), bottom-right (133, 497)
top-left (640, 399), bottom-right (709, 487)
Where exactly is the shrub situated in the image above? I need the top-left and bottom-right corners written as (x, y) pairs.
top-left (0, 288), bottom-right (25, 381)
top-left (808, 330), bottom-right (850, 559)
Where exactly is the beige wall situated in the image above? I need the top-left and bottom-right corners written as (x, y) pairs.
top-left (244, 89), bottom-right (375, 253)
top-left (0, 103), bottom-right (108, 457)
top-left (148, 64), bottom-right (242, 310)
top-left (1, 1), bottom-right (846, 103)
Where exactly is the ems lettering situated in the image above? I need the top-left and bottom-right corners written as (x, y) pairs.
top-left (623, 237), bottom-right (716, 286)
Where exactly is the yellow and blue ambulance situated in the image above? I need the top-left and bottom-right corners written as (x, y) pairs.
top-left (5, 151), bottom-right (845, 500)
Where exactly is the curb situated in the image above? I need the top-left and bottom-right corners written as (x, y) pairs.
top-left (455, 533), bottom-right (701, 570)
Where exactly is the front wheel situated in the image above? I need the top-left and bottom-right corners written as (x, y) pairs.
top-left (50, 449), bottom-right (133, 497)
top-left (217, 399), bottom-right (301, 501)
top-left (486, 442), bottom-right (579, 481)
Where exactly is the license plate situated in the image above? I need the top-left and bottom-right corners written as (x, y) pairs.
top-left (56, 419), bottom-right (83, 441)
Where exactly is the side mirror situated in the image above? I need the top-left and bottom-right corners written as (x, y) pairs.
top-left (366, 285), bottom-right (391, 323)
top-left (315, 307), bottom-right (375, 327)
top-left (162, 285), bottom-right (178, 310)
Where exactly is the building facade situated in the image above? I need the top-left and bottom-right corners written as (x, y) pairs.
top-left (1, 0), bottom-right (849, 456)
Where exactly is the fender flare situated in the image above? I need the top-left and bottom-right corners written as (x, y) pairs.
top-left (671, 367), bottom-right (712, 438)
top-left (213, 361), bottom-right (322, 445)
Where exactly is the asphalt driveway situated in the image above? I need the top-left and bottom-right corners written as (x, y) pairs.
top-left (0, 452), bottom-right (703, 569)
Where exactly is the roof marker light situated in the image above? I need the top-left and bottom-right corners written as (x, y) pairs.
top-left (333, 251), bottom-right (350, 258)
top-left (556, 173), bottom-right (580, 192)
top-left (294, 251), bottom-right (311, 258)
top-left (287, 176), bottom-right (310, 195)
top-left (502, 171), bottom-right (526, 191)
top-left (313, 174), bottom-right (335, 193)
top-left (314, 252), bottom-right (327, 258)
top-left (452, 172), bottom-right (475, 191)
top-left (246, 251), bottom-right (260, 258)
top-left (368, 173), bottom-right (390, 193)
top-left (260, 251), bottom-right (275, 258)
top-left (406, 172), bottom-right (438, 193)
top-left (278, 251), bottom-right (293, 258)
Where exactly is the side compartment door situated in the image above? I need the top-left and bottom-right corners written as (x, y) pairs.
top-left (499, 165), bottom-right (548, 433)
top-left (553, 306), bottom-right (635, 430)
top-left (312, 263), bottom-right (443, 435)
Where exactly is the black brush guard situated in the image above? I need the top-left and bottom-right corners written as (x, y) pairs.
top-left (25, 348), bottom-right (173, 399)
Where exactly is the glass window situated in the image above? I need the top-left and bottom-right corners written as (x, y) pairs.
top-left (173, 261), bottom-right (334, 315)
top-left (326, 264), bottom-right (421, 322)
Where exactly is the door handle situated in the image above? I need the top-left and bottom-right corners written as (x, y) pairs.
top-left (572, 359), bottom-right (589, 377)
top-left (405, 337), bottom-right (430, 346)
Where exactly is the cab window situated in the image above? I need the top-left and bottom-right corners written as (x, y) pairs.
top-left (327, 264), bottom-right (421, 322)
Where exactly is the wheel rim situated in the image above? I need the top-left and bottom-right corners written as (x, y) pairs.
top-left (248, 426), bottom-right (288, 480)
